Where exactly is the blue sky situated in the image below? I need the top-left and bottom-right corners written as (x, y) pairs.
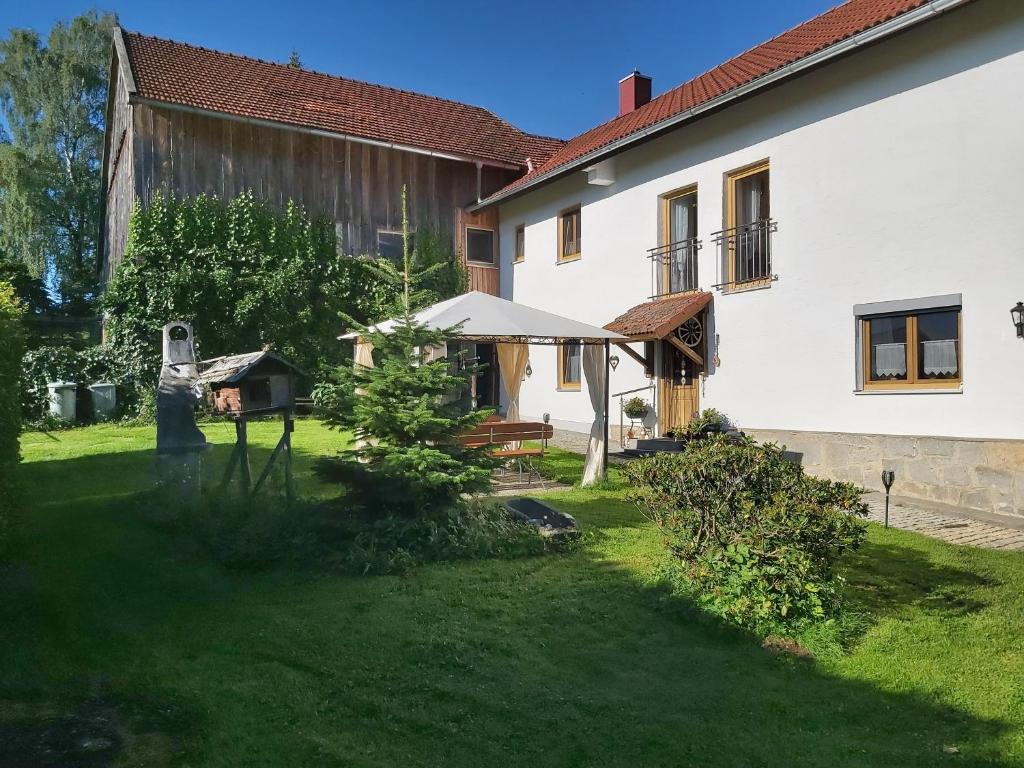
top-left (7, 0), bottom-right (837, 139)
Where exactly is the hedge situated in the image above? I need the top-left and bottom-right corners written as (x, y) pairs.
top-left (0, 281), bottom-right (26, 552)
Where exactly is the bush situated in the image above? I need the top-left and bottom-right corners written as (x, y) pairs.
top-left (335, 501), bottom-right (548, 575)
top-left (0, 282), bottom-right (26, 553)
top-left (624, 435), bottom-right (867, 633)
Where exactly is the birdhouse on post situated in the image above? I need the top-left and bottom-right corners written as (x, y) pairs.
top-left (199, 351), bottom-right (299, 416)
top-left (198, 350), bottom-right (303, 501)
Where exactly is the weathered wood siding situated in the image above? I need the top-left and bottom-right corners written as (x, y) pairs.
top-left (455, 205), bottom-right (500, 294)
top-left (115, 102), bottom-right (515, 293)
top-left (101, 62), bottom-right (135, 284)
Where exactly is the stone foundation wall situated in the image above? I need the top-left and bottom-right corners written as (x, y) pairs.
top-left (745, 429), bottom-right (1024, 520)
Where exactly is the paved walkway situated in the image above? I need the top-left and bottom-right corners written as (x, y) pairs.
top-left (549, 429), bottom-right (1024, 552)
top-left (862, 491), bottom-right (1024, 551)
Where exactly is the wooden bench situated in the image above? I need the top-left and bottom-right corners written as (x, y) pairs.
top-left (458, 417), bottom-right (554, 484)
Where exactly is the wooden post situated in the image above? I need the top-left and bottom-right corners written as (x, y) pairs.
top-left (236, 417), bottom-right (252, 494)
top-left (284, 410), bottom-right (295, 504)
top-left (603, 339), bottom-right (610, 480)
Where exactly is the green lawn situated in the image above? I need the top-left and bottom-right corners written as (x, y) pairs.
top-left (2, 420), bottom-right (1022, 767)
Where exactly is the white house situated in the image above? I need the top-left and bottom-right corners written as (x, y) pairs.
top-left (469, 0), bottom-right (1024, 517)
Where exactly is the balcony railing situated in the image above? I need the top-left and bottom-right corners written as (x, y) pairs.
top-left (711, 218), bottom-right (778, 289)
top-left (648, 237), bottom-right (701, 297)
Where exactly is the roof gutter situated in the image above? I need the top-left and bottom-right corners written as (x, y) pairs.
top-left (130, 95), bottom-right (523, 171)
top-left (470, 0), bottom-right (972, 211)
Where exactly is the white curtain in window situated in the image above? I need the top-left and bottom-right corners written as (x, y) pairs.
top-left (567, 344), bottom-right (582, 383)
top-left (581, 344), bottom-right (606, 487)
top-left (670, 196), bottom-right (691, 242)
top-left (669, 197), bottom-right (693, 292)
top-left (921, 339), bottom-right (957, 376)
top-left (873, 342), bottom-right (907, 377)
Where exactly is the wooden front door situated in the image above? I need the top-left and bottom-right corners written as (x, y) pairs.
top-left (659, 340), bottom-right (700, 434)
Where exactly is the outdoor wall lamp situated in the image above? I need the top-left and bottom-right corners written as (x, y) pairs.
top-left (609, 355), bottom-right (620, 371)
top-left (1011, 301), bottom-right (1024, 338)
top-left (525, 361), bottom-right (533, 377)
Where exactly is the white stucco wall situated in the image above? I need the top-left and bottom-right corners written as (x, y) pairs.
top-left (499, 0), bottom-right (1024, 441)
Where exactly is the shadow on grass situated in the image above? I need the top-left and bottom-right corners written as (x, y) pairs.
top-left (842, 536), bottom-right (995, 620)
top-left (0, 442), bottom-right (1017, 766)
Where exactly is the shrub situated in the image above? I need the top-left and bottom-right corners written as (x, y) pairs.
top-left (0, 282), bottom-right (26, 553)
top-left (336, 501), bottom-right (548, 575)
top-left (623, 435), bottom-right (867, 633)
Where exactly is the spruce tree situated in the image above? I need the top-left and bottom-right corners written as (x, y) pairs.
top-left (315, 187), bottom-right (494, 518)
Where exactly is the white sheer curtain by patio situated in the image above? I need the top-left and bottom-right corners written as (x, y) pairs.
top-left (581, 345), bottom-right (606, 486)
top-left (353, 339), bottom-right (375, 451)
top-left (496, 343), bottom-right (530, 422)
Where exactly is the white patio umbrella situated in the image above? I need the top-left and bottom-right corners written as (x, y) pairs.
top-left (341, 292), bottom-right (627, 484)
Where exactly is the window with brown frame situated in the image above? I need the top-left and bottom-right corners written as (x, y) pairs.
top-left (514, 224), bottom-right (525, 263)
top-left (862, 308), bottom-right (961, 390)
top-left (721, 161), bottom-right (772, 288)
top-left (466, 227), bottom-right (495, 265)
top-left (558, 206), bottom-right (581, 262)
top-left (557, 340), bottom-right (582, 390)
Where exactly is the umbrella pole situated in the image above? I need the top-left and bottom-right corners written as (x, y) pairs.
top-left (603, 339), bottom-right (610, 480)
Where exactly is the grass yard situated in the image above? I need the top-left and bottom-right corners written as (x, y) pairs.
top-left (1, 420), bottom-right (1022, 766)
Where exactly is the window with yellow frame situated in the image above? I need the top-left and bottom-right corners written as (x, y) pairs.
top-left (558, 206), bottom-right (581, 262)
top-left (557, 341), bottom-right (582, 390)
top-left (723, 161), bottom-right (771, 288)
top-left (514, 224), bottom-right (525, 263)
top-left (862, 308), bottom-right (961, 390)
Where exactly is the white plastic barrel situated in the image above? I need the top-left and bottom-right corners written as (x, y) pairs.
top-left (47, 382), bottom-right (77, 422)
top-left (88, 382), bottom-right (117, 421)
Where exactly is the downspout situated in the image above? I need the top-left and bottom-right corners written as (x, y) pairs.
top-left (476, 161), bottom-right (483, 204)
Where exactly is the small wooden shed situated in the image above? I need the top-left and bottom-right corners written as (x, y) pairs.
top-left (199, 351), bottom-right (301, 415)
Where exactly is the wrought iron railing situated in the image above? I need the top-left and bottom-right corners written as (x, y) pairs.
top-left (711, 218), bottom-right (778, 289)
top-left (648, 237), bottom-right (701, 297)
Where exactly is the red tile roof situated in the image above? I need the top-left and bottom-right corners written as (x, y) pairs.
top-left (119, 30), bottom-right (565, 169)
top-left (484, 0), bottom-right (964, 201)
top-left (605, 292), bottom-right (713, 340)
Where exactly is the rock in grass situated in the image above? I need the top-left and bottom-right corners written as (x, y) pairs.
top-left (502, 497), bottom-right (579, 539)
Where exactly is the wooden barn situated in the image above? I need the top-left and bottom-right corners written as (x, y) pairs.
top-left (99, 28), bottom-right (563, 297)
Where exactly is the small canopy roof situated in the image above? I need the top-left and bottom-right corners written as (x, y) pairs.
top-left (605, 291), bottom-right (712, 341)
top-left (198, 350), bottom-right (302, 385)
top-left (341, 291), bottom-right (628, 344)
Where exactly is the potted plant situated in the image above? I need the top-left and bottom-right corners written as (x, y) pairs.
top-left (685, 408), bottom-right (727, 439)
top-left (623, 396), bottom-right (650, 421)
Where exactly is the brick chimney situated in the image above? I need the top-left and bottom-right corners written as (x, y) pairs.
top-left (619, 70), bottom-right (652, 116)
